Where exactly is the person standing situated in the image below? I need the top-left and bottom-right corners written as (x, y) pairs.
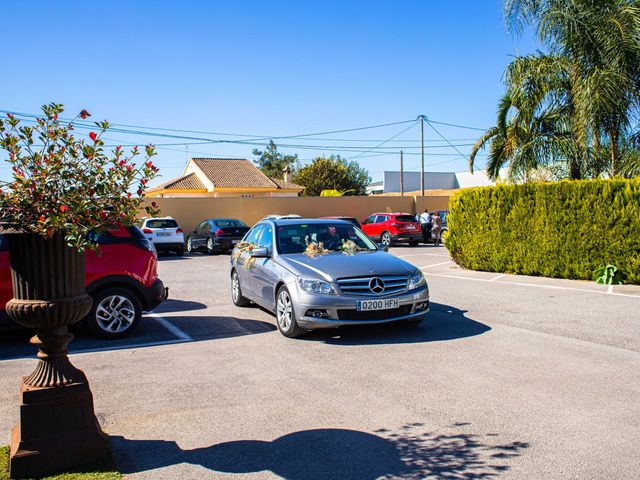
top-left (419, 209), bottom-right (432, 243)
top-left (432, 211), bottom-right (443, 246)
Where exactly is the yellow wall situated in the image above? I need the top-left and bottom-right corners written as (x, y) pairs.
top-left (142, 195), bottom-right (451, 234)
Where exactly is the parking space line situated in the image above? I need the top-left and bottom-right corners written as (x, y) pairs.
top-left (490, 273), bottom-right (507, 281)
top-left (424, 272), bottom-right (640, 299)
top-left (147, 313), bottom-right (193, 341)
top-left (419, 260), bottom-right (453, 269)
top-left (396, 253), bottom-right (451, 258)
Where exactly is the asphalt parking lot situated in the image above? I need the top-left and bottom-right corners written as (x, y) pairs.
top-left (1, 245), bottom-right (639, 479)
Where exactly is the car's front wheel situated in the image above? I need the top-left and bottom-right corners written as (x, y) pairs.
top-left (276, 286), bottom-right (305, 338)
top-left (186, 236), bottom-right (194, 253)
top-left (86, 287), bottom-right (142, 339)
top-left (231, 269), bottom-right (251, 307)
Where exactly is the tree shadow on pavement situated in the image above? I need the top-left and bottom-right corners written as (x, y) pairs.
top-left (112, 422), bottom-right (528, 479)
top-left (303, 303), bottom-right (490, 345)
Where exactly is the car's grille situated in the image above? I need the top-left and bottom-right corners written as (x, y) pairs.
top-left (336, 275), bottom-right (408, 297)
top-left (337, 305), bottom-right (412, 321)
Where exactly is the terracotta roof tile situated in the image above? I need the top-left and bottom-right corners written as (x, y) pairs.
top-left (192, 158), bottom-right (276, 188)
top-left (147, 172), bottom-right (205, 191)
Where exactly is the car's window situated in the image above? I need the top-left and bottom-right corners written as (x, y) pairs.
top-left (276, 223), bottom-right (377, 254)
top-left (213, 219), bottom-right (247, 228)
top-left (197, 221), bottom-right (210, 233)
top-left (258, 224), bottom-right (273, 250)
top-left (362, 215), bottom-right (376, 225)
top-left (146, 219), bottom-right (178, 229)
top-left (0, 235), bottom-right (7, 252)
top-left (244, 224), bottom-right (264, 244)
top-left (375, 215), bottom-right (389, 223)
top-left (395, 215), bottom-right (417, 223)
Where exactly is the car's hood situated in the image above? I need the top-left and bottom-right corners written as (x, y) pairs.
top-left (276, 251), bottom-right (417, 282)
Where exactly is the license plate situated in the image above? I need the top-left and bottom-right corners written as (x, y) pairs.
top-left (356, 298), bottom-right (400, 311)
top-left (157, 232), bottom-right (171, 237)
top-left (406, 225), bottom-right (416, 230)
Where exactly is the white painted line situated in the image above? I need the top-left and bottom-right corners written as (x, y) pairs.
top-left (424, 272), bottom-right (640, 299)
top-left (490, 273), bottom-right (507, 281)
top-left (147, 313), bottom-right (193, 341)
top-left (419, 260), bottom-right (454, 269)
top-left (396, 253), bottom-right (451, 259)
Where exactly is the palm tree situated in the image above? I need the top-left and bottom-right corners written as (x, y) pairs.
top-left (469, 55), bottom-right (575, 181)
top-left (487, 0), bottom-right (640, 178)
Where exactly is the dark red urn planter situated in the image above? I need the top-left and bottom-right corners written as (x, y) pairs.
top-left (6, 231), bottom-right (110, 479)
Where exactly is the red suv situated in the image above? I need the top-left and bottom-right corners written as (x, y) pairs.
top-left (361, 212), bottom-right (422, 247)
top-left (0, 226), bottom-right (167, 339)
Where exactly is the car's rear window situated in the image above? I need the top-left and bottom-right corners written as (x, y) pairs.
top-left (395, 215), bottom-right (417, 223)
top-left (146, 219), bottom-right (178, 229)
top-left (214, 219), bottom-right (247, 228)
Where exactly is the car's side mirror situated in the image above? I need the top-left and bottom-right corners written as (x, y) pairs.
top-left (378, 243), bottom-right (389, 252)
top-left (250, 247), bottom-right (270, 258)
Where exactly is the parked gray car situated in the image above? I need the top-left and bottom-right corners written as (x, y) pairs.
top-left (230, 219), bottom-right (430, 338)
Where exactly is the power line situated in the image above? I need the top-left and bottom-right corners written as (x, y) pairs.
top-left (425, 120), bottom-right (470, 162)
top-left (350, 121), bottom-right (419, 160)
top-left (427, 119), bottom-right (487, 132)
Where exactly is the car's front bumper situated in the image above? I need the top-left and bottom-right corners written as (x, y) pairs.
top-left (141, 278), bottom-right (168, 311)
top-left (292, 285), bottom-right (429, 329)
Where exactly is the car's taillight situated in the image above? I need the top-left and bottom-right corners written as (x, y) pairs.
top-left (214, 229), bottom-right (225, 237)
top-left (142, 228), bottom-right (153, 234)
top-left (176, 227), bottom-right (183, 234)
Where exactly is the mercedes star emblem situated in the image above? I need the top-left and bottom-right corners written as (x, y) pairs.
top-left (369, 277), bottom-right (385, 294)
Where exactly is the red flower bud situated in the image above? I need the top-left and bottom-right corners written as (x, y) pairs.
top-left (89, 132), bottom-right (97, 142)
top-left (54, 114), bottom-right (58, 121)
top-left (60, 205), bottom-right (69, 213)
top-left (39, 215), bottom-right (45, 222)
top-left (79, 110), bottom-right (91, 119)
top-left (127, 192), bottom-right (132, 198)
top-left (7, 113), bottom-right (13, 119)
top-left (152, 202), bottom-right (157, 207)
top-left (141, 179), bottom-right (148, 185)
top-left (127, 165), bottom-right (133, 172)
top-left (145, 161), bottom-right (153, 168)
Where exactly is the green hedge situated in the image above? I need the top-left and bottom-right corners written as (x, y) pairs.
top-left (445, 179), bottom-right (640, 284)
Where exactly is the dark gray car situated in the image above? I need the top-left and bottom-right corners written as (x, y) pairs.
top-left (230, 219), bottom-right (430, 338)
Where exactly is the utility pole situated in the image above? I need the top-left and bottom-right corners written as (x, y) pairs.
top-left (419, 115), bottom-right (425, 197)
top-left (400, 150), bottom-right (404, 196)
top-left (185, 144), bottom-right (189, 165)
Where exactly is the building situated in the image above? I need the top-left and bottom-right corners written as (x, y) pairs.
top-left (366, 170), bottom-right (498, 195)
top-left (145, 158), bottom-right (304, 198)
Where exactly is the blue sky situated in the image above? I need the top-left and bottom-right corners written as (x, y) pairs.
top-left (1, 1), bottom-right (537, 186)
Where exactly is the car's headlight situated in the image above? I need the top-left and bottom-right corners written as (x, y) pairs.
top-left (298, 278), bottom-right (337, 295)
top-left (409, 271), bottom-right (426, 289)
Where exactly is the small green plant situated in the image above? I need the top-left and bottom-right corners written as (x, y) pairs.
top-left (594, 265), bottom-right (624, 285)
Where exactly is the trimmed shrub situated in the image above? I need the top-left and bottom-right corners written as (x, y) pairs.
top-left (445, 179), bottom-right (640, 284)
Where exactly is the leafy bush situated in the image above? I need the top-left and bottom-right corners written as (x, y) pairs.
top-left (446, 179), bottom-right (640, 284)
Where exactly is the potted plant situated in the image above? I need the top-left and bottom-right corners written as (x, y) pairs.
top-left (0, 103), bottom-right (159, 478)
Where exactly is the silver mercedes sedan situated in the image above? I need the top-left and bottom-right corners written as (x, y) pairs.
top-left (230, 219), bottom-right (430, 338)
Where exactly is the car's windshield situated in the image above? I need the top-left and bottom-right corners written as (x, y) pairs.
top-left (276, 222), bottom-right (378, 254)
top-left (213, 219), bottom-right (246, 228)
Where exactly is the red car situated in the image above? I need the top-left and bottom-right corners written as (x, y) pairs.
top-left (0, 226), bottom-right (167, 339)
top-left (361, 212), bottom-right (422, 247)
